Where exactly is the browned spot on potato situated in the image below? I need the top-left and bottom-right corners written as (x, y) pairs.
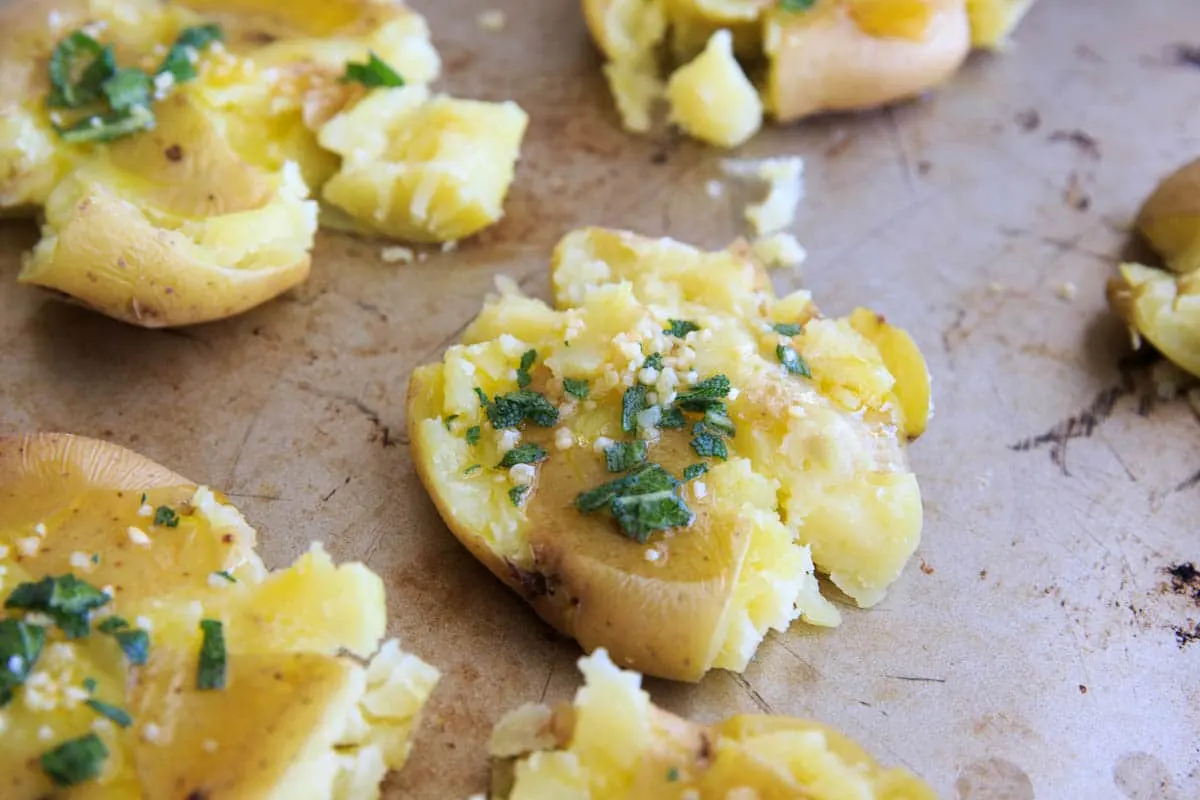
top-left (165, 144), bottom-right (184, 162)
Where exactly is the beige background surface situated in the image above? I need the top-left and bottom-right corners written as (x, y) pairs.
top-left (2, 1), bottom-right (1199, 797)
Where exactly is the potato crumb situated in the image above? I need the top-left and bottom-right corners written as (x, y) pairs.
top-left (1056, 281), bottom-right (1077, 301)
top-left (721, 156), bottom-right (805, 235)
top-left (477, 10), bottom-right (506, 30)
top-left (441, 240), bottom-right (459, 253)
top-left (34, 522), bottom-right (47, 537)
top-left (127, 526), bottom-right (151, 547)
top-left (751, 232), bottom-right (807, 269)
top-left (38, 725), bottom-right (54, 742)
top-left (380, 246), bottom-right (415, 264)
top-left (705, 179), bottom-right (724, 198)
top-left (987, 282), bottom-right (1006, 294)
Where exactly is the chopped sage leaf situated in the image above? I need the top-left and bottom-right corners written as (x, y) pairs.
top-left (197, 620), bottom-right (226, 691)
top-left (474, 387), bottom-right (489, 407)
top-left (682, 463), bottom-right (708, 481)
top-left (665, 319), bottom-right (700, 338)
top-left (498, 443), bottom-right (547, 468)
top-left (445, 414), bottom-right (459, 430)
top-left (780, 0), bottom-right (817, 10)
top-left (777, 345), bottom-right (812, 378)
top-left (213, 570), bottom-right (237, 584)
top-left (667, 766), bottom-right (681, 782)
top-left (5, 575), bottom-right (109, 640)
top-left (675, 375), bottom-right (731, 411)
top-left (772, 322), bottom-right (803, 337)
top-left (465, 426), bottom-right (482, 446)
top-left (509, 485), bottom-right (530, 507)
top-left (486, 390), bottom-right (559, 429)
top-left (644, 352), bottom-right (664, 371)
top-left (516, 349), bottom-right (537, 389)
top-left (690, 432), bottom-right (728, 460)
top-left (101, 67), bottom-right (151, 113)
top-left (41, 734), bottom-right (108, 787)
top-left (85, 698), bottom-right (132, 728)
top-left (702, 406), bottom-right (736, 437)
top-left (343, 51), bottom-right (406, 88)
top-left (605, 440), bottom-right (648, 473)
top-left (656, 407), bottom-right (686, 429)
top-left (621, 385), bottom-right (648, 433)
top-left (82, 677), bottom-right (98, 693)
top-left (563, 378), bottom-right (590, 400)
top-left (56, 106), bottom-right (154, 144)
top-left (574, 463), bottom-right (693, 543)
top-left (48, 32), bottom-right (112, 108)
top-left (0, 619), bottom-right (46, 707)
top-left (153, 505), bottom-right (179, 528)
top-left (464, 464), bottom-right (481, 475)
top-left (158, 24), bottom-right (224, 84)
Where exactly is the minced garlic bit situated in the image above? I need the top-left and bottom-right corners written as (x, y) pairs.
top-left (38, 725), bottom-right (55, 742)
top-left (644, 548), bottom-right (661, 563)
top-left (69, 551), bottom-right (94, 571)
top-left (705, 179), bottom-right (724, 198)
top-left (497, 429), bottom-right (521, 454)
top-left (477, 9), bottom-right (507, 30)
top-left (142, 722), bottom-right (164, 744)
top-left (509, 464), bottom-right (536, 486)
top-left (127, 526), bottom-right (151, 547)
top-left (34, 522), bottom-right (47, 537)
top-left (380, 245), bottom-right (415, 264)
top-left (1056, 281), bottom-right (1078, 302)
top-left (16, 537), bottom-right (40, 557)
top-left (137, 502), bottom-right (153, 517)
top-left (693, 481), bottom-right (708, 499)
top-left (554, 427), bottom-right (575, 451)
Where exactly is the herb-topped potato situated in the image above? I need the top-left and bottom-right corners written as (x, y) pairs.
top-left (489, 649), bottom-right (936, 798)
top-left (0, 433), bottom-right (439, 798)
top-left (0, 0), bottom-right (527, 327)
top-left (581, 0), bottom-right (1037, 148)
top-left (408, 227), bottom-right (931, 682)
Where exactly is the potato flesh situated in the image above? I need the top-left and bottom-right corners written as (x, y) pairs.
top-left (0, 485), bottom-right (437, 799)
top-left (409, 227), bottom-right (929, 680)
top-left (318, 86), bottom-right (529, 243)
top-left (965, 0), bottom-right (1036, 48)
top-left (665, 30), bottom-right (763, 148)
top-left (1108, 263), bottom-right (1200, 380)
top-left (495, 649), bottom-right (936, 799)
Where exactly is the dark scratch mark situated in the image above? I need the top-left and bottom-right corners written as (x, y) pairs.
top-left (538, 663), bottom-right (555, 703)
top-left (1009, 385), bottom-right (1128, 476)
top-left (156, 327), bottom-right (213, 349)
top-left (1101, 438), bottom-right (1138, 482)
top-left (997, 226), bottom-right (1111, 262)
top-left (224, 492), bottom-right (283, 502)
top-left (1048, 129), bottom-right (1101, 160)
top-left (1064, 171), bottom-right (1091, 212)
top-left (1014, 108), bottom-right (1041, 132)
top-left (291, 381), bottom-right (398, 447)
top-left (352, 298), bottom-right (389, 323)
top-left (730, 672), bottom-right (774, 715)
top-left (941, 308), bottom-right (968, 354)
top-left (1168, 43), bottom-right (1200, 69)
top-left (1173, 468), bottom-right (1200, 495)
top-left (321, 476), bottom-right (351, 503)
top-left (885, 674), bottom-right (947, 684)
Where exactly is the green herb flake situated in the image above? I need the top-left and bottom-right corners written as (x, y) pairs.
top-left (157, 24), bottom-right (224, 84)
top-left (444, 414), bottom-right (460, 431)
top-left (85, 698), bottom-right (132, 728)
top-left (683, 464), bottom-right (708, 481)
top-left (101, 67), bottom-right (151, 113)
top-left (466, 425), bottom-right (482, 446)
top-left (96, 616), bottom-right (128, 634)
top-left (656, 407), bottom-right (686, 430)
top-left (644, 352), bottom-right (664, 371)
top-left (702, 406), bottom-right (736, 437)
top-left (153, 506), bottom-right (179, 528)
top-left (474, 387), bottom-right (489, 407)
top-left (82, 677), bottom-right (97, 693)
top-left (516, 349), bottom-right (537, 389)
top-left (47, 32), bottom-right (113, 109)
top-left (464, 464), bottom-right (482, 476)
top-left (690, 432), bottom-right (728, 461)
top-left (605, 440), bottom-right (648, 473)
top-left (665, 319), bottom-right (700, 338)
top-left (0, 619), bottom-right (46, 707)
top-left (115, 629), bottom-right (149, 666)
top-left (776, 344), bottom-right (813, 378)
top-left (772, 322), bottom-right (803, 337)
top-left (197, 619), bottom-right (226, 691)
top-left (780, 0), bottom-right (818, 10)
top-left (621, 385), bottom-right (648, 433)
top-left (5, 575), bottom-right (110, 640)
top-left (40, 733), bottom-right (108, 787)
top-left (509, 485), bottom-right (530, 507)
top-left (343, 51), bottom-right (406, 88)
top-left (214, 570), bottom-right (237, 584)
top-left (563, 378), bottom-right (590, 400)
top-left (497, 443), bottom-right (548, 468)
top-left (667, 766), bottom-right (681, 782)
top-left (90, 553), bottom-right (100, 565)
top-left (56, 105), bottom-right (155, 144)
top-left (486, 390), bottom-right (559, 429)
top-left (574, 463), bottom-right (693, 543)
top-left (675, 374), bottom-right (731, 411)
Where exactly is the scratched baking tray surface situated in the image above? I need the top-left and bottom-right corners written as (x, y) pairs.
top-left (2, 1), bottom-right (1199, 797)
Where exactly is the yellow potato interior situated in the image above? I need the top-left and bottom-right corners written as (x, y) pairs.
top-left (409, 227), bottom-right (930, 681)
top-left (1108, 263), bottom-right (1200, 379)
top-left (491, 649), bottom-right (936, 798)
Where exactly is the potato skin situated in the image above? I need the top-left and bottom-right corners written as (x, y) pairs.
top-left (1136, 157), bottom-right (1200, 275)
top-left (765, 0), bottom-right (972, 123)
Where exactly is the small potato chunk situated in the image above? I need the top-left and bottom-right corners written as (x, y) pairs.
top-left (1108, 263), bottom-right (1200, 379)
top-left (490, 649), bottom-right (936, 798)
top-left (965, 0), bottom-right (1037, 48)
top-left (1136, 157), bottom-right (1200, 274)
top-left (319, 86), bottom-right (529, 243)
top-left (665, 29), bottom-right (763, 148)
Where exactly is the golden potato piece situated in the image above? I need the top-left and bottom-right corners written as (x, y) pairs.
top-left (966, 0), bottom-right (1037, 48)
top-left (0, 433), bottom-right (439, 799)
top-left (1136, 157), bottom-right (1200, 275)
top-left (665, 30), bottom-right (763, 148)
top-left (490, 649), bottom-right (936, 798)
top-left (764, 0), bottom-right (971, 123)
top-left (408, 227), bottom-right (929, 681)
top-left (1108, 263), bottom-right (1200, 379)
top-left (319, 86), bottom-right (529, 244)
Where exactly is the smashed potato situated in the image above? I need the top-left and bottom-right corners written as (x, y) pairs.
top-left (1108, 263), bottom-right (1200, 379)
top-left (489, 649), bottom-right (936, 798)
top-left (0, 0), bottom-right (527, 326)
top-left (582, 0), bottom-right (1036, 147)
top-left (408, 227), bottom-right (931, 681)
top-left (0, 433), bottom-right (439, 798)
top-left (1136, 157), bottom-right (1200, 275)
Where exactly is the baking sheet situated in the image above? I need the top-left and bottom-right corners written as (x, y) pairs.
top-left (2, 0), bottom-right (1199, 797)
